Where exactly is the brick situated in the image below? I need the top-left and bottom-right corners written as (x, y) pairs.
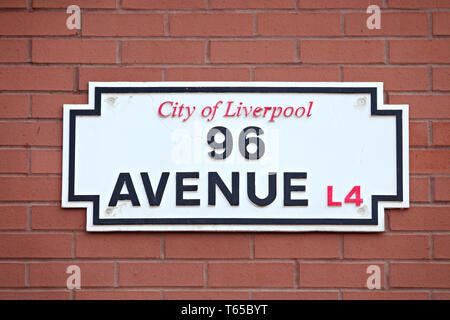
top-left (301, 40), bottom-right (384, 63)
top-left (433, 12), bottom-right (450, 35)
top-left (390, 206), bottom-right (450, 231)
top-left (258, 13), bottom-right (341, 36)
top-left (343, 291), bottom-right (429, 300)
top-left (0, 234), bottom-right (72, 258)
top-left (345, 13), bottom-right (428, 36)
top-left (33, 0), bottom-right (116, 8)
top-left (209, 262), bottom-right (294, 288)
top-left (83, 13), bottom-right (164, 37)
top-left (78, 67), bottom-right (163, 91)
top-left (30, 263), bottom-right (114, 288)
top-left (0, 95), bottom-right (29, 119)
top-left (0, 177), bottom-right (61, 201)
top-left (434, 292), bottom-right (450, 300)
top-left (299, 0), bottom-right (383, 8)
top-left (411, 150), bottom-right (450, 174)
top-left (0, 150), bottom-right (28, 174)
top-left (119, 262), bottom-right (203, 287)
top-left (166, 68), bottom-right (250, 81)
top-left (0, 264), bottom-right (25, 287)
top-left (122, 0), bottom-right (205, 9)
top-left (0, 122), bottom-right (62, 146)
top-left (391, 263), bottom-right (450, 288)
top-left (433, 68), bottom-right (450, 91)
top-left (434, 235), bottom-right (450, 259)
top-left (410, 122), bottom-right (428, 147)
top-left (0, 12), bottom-right (76, 36)
top-left (31, 150), bottom-right (61, 174)
top-left (252, 291), bottom-right (338, 300)
top-left (410, 177), bottom-right (430, 203)
top-left (433, 122), bottom-right (450, 146)
top-left (122, 40), bottom-right (204, 64)
top-left (0, 291), bottom-right (70, 300)
top-left (389, 95), bottom-right (450, 119)
top-left (164, 291), bottom-right (249, 300)
top-left (32, 206), bottom-right (85, 231)
top-left (32, 94), bottom-right (87, 119)
top-left (0, 67), bottom-right (74, 91)
top-left (165, 234), bottom-right (250, 259)
top-left (299, 263), bottom-right (384, 288)
top-left (0, 40), bottom-right (28, 63)
top-left (0, 206), bottom-right (27, 230)
top-left (76, 233), bottom-right (160, 258)
top-left (388, 0), bottom-right (450, 8)
top-left (211, 0), bottom-right (294, 9)
top-left (0, 0), bottom-right (26, 8)
top-left (343, 67), bottom-right (428, 91)
top-left (75, 290), bottom-right (160, 300)
top-left (343, 234), bottom-right (429, 259)
top-left (255, 67), bottom-right (339, 82)
top-left (171, 13), bottom-right (253, 37)
top-left (390, 40), bottom-right (450, 64)
top-left (435, 178), bottom-right (450, 201)
top-left (255, 234), bottom-right (340, 259)
top-left (32, 40), bottom-right (116, 64)
top-left (211, 41), bottom-right (295, 63)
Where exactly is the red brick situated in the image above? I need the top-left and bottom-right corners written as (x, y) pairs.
top-left (32, 40), bottom-right (116, 64)
top-left (32, 94), bottom-right (87, 119)
top-left (0, 67), bottom-right (73, 91)
top-left (435, 178), bottom-right (450, 201)
top-left (0, 234), bottom-right (72, 258)
top-left (391, 263), bottom-right (450, 288)
top-left (0, 206), bottom-right (27, 230)
top-left (0, 150), bottom-right (28, 174)
top-left (411, 150), bottom-right (450, 174)
top-left (209, 262), bottom-right (294, 288)
top-left (343, 291), bottom-right (429, 300)
top-left (300, 263), bottom-right (384, 288)
top-left (164, 291), bottom-right (249, 300)
top-left (301, 40), bottom-right (384, 63)
top-left (211, 0), bottom-right (294, 9)
top-left (30, 263), bottom-right (114, 288)
top-left (389, 95), bottom-right (450, 119)
top-left (390, 206), bottom-right (450, 231)
top-left (122, 40), bottom-right (204, 64)
top-left (343, 234), bottom-right (429, 259)
top-left (343, 67), bottom-right (428, 91)
top-left (258, 13), bottom-right (341, 36)
top-left (390, 40), bottom-right (450, 64)
top-left (166, 68), bottom-right (250, 81)
top-left (83, 13), bottom-right (164, 37)
top-left (433, 122), bottom-right (450, 146)
top-left (0, 290), bottom-right (70, 300)
top-left (0, 12), bottom-right (76, 36)
top-left (32, 206), bottom-right (85, 231)
top-left (0, 40), bottom-right (28, 63)
top-left (252, 291), bottom-right (338, 300)
top-left (434, 235), bottom-right (450, 259)
top-left (434, 292), bottom-right (450, 300)
top-left (433, 67), bottom-right (450, 91)
top-left (31, 150), bottom-right (61, 174)
top-left (122, 0), bottom-right (205, 9)
top-left (0, 0), bottom-right (26, 8)
top-left (388, 0), bottom-right (450, 8)
top-left (165, 234), bottom-right (250, 259)
top-left (171, 13), bottom-right (253, 37)
top-left (211, 41), bottom-right (295, 63)
top-left (119, 262), bottom-right (203, 287)
top-left (299, 0), bottom-right (383, 8)
top-left (76, 233), bottom-right (160, 258)
top-left (78, 67), bottom-right (163, 91)
top-left (410, 177), bottom-right (430, 203)
top-left (345, 13), bottom-right (428, 36)
top-left (0, 177), bottom-right (61, 201)
top-left (433, 12), bottom-right (450, 35)
top-left (0, 122), bottom-right (61, 146)
top-left (255, 234), bottom-right (339, 259)
top-left (75, 290), bottom-right (160, 300)
top-left (33, 0), bottom-right (116, 8)
top-left (0, 264), bottom-right (25, 287)
top-left (254, 67), bottom-right (339, 81)
top-left (0, 95), bottom-right (29, 119)
top-left (410, 122), bottom-right (428, 147)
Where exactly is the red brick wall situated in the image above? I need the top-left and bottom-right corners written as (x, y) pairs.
top-left (0, 0), bottom-right (449, 300)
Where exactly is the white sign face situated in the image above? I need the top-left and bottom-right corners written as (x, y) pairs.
top-left (62, 82), bottom-right (409, 232)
